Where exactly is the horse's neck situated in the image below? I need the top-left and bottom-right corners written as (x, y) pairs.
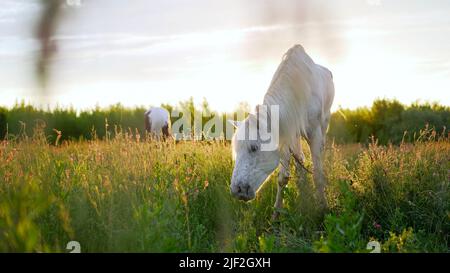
top-left (263, 84), bottom-right (309, 150)
top-left (263, 92), bottom-right (290, 147)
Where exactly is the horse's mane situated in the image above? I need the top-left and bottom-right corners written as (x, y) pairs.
top-left (267, 45), bottom-right (316, 87)
top-left (263, 44), bottom-right (316, 149)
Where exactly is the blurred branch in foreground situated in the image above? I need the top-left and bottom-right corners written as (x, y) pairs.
top-left (35, 0), bottom-right (62, 93)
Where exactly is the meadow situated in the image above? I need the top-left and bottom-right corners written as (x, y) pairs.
top-left (0, 125), bottom-right (448, 253)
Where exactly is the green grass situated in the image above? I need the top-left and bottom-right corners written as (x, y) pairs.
top-left (0, 128), bottom-right (449, 253)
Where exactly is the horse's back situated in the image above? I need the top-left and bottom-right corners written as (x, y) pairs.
top-left (148, 107), bottom-right (169, 121)
top-left (264, 44), bottom-right (335, 139)
top-left (145, 107), bottom-right (170, 132)
top-left (287, 45), bottom-right (334, 128)
top-left (314, 64), bottom-right (335, 116)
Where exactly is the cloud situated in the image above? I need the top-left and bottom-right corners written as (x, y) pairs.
top-left (0, 0), bottom-right (40, 25)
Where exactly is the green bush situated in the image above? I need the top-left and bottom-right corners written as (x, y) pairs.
top-left (313, 182), bottom-right (366, 253)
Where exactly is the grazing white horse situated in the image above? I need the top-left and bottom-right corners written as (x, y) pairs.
top-left (144, 107), bottom-right (171, 140)
top-left (229, 44), bottom-right (335, 217)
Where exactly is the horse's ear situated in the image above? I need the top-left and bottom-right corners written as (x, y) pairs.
top-left (227, 119), bottom-right (242, 129)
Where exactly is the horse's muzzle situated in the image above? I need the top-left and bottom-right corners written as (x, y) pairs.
top-left (230, 183), bottom-right (255, 202)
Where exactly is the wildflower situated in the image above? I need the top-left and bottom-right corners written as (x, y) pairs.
top-left (173, 178), bottom-right (180, 192)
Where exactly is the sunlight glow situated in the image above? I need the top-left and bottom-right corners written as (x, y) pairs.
top-left (1, 0), bottom-right (449, 111)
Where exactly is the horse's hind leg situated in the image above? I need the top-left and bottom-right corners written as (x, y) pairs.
top-left (273, 150), bottom-right (290, 220)
top-left (307, 126), bottom-right (328, 210)
top-left (162, 123), bottom-right (170, 141)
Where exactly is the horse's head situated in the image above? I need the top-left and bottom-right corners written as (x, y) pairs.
top-left (229, 105), bottom-right (280, 201)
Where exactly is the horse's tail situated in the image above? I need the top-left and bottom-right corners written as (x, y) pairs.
top-left (162, 122), bottom-right (170, 141)
top-left (144, 110), bottom-right (152, 133)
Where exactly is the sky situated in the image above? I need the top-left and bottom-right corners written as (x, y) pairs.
top-left (1, 0), bottom-right (449, 112)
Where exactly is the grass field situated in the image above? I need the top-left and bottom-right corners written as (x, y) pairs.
top-left (0, 127), bottom-right (449, 253)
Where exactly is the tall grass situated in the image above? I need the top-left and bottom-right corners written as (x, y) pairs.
top-left (0, 126), bottom-right (448, 252)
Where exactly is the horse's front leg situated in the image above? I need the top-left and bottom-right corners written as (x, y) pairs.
top-left (273, 152), bottom-right (290, 220)
top-left (290, 138), bottom-right (307, 180)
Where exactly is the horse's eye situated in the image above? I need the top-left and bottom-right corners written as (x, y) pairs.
top-left (249, 144), bottom-right (258, 153)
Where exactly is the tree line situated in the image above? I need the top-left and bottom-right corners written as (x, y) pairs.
top-left (328, 99), bottom-right (449, 144)
top-left (0, 98), bottom-right (448, 144)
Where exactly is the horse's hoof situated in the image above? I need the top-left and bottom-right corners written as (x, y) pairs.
top-left (317, 201), bottom-right (329, 215)
top-left (272, 211), bottom-right (280, 221)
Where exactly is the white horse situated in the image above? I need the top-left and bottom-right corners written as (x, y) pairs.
top-left (229, 44), bottom-right (335, 217)
top-left (144, 107), bottom-right (171, 140)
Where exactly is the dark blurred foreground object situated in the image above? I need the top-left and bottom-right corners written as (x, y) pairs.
top-left (35, 0), bottom-right (62, 90)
